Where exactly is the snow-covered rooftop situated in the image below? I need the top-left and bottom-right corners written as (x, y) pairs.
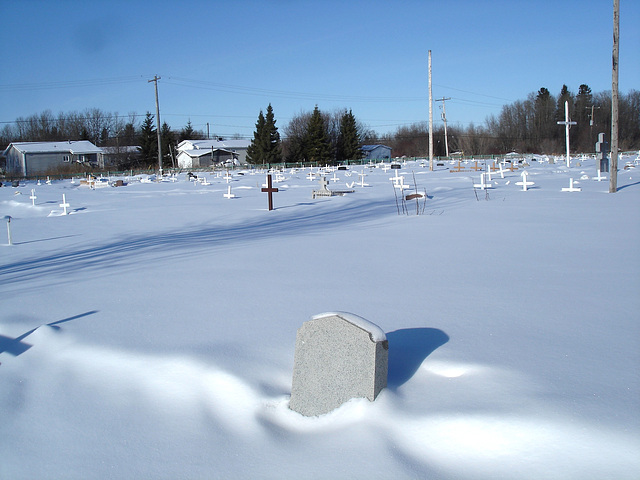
top-left (5, 141), bottom-right (103, 155)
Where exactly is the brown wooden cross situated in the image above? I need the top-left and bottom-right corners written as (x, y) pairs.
top-left (261, 174), bottom-right (279, 211)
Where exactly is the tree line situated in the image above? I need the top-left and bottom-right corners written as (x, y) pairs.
top-left (379, 85), bottom-right (639, 157)
top-left (2, 85), bottom-right (638, 169)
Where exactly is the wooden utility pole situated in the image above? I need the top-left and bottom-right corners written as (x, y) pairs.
top-left (428, 50), bottom-right (434, 171)
top-left (148, 75), bottom-right (163, 178)
top-left (610, 0), bottom-right (619, 193)
top-left (435, 97), bottom-right (451, 157)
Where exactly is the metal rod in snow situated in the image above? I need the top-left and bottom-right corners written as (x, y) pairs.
top-left (4, 216), bottom-right (12, 246)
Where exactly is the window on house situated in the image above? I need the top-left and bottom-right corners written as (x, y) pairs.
top-left (62, 155), bottom-right (70, 163)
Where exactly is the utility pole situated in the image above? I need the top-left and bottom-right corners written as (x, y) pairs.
top-left (428, 50), bottom-right (434, 171)
top-left (148, 75), bottom-right (163, 178)
top-left (610, 0), bottom-right (619, 193)
top-left (436, 97), bottom-right (451, 157)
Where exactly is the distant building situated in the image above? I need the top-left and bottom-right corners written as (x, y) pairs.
top-left (176, 139), bottom-right (250, 168)
top-left (361, 144), bottom-right (392, 161)
top-left (3, 141), bottom-right (104, 176)
top-left (101, 145), bottom-right (141, 168)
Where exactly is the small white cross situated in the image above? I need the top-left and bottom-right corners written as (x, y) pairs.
top-left (60, 194), bottom-right (70, 215)
top-left (30, 189), bottom-right (37, 206)
top-left (223, 185), bottom-right (236, 199)
top-left (515, 171), bottom-right (535, 191)
top-left (561, 178), bottom-right (581, 192)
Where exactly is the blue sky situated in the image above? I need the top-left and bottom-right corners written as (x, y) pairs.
top-left (1, 0), bottom-right (638, 138)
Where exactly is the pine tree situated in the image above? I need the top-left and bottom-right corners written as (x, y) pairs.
top-left (139, 112), bottom-right (157, 166)
top-left (305, 105), bottom-right (331, 164)
top-left (264, 104), bottom-right (282, 164)
top-left (246, 110), bottom-right (266, 164)
top-left (336, 109), bottom-right (361, 161)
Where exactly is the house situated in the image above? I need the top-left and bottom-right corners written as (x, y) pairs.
top-left (100, 145), bottom-right (141, 167)
top-left (361, 144), bottom-right (392, 161)
top-left (176, 139), bottom-right (250, 168)
top-left (3, 141), bottom-right (104, 176)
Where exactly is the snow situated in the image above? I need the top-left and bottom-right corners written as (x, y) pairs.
top-left (1, 156), bottom-right (639, 479)
top-left (310, 311), bottom-right (387, 342)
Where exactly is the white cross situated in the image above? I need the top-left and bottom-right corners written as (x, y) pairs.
top-left (331, 172), bottom-right (339, 183)
top-left (318, 176), bottom-right (330, 192)
top-left (593, 169), bottom-right (607, 181)
top-left (485, 164), bottom-right (492, 182)
top-left (60, 194), bottom-right (70, 215)
top-left (515, 171), bottom-right (535, 191)
top-left (473, 173), bottom-right (492, 190)
top-left (223, 185), bottom-right (236, 198)
top-left (561, 178), bottom-right (581, 192)
top-left (30, 189), bottom-right (37, 206)
top-left (557, 100), bottom-right (577, 168)
top-left (358, 170), bottom-right (369, 187)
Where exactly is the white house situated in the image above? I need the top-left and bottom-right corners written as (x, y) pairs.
top-left (176, 139), bottom-right (250, 168)
top-left (3, 141), bottom-right (104, 176)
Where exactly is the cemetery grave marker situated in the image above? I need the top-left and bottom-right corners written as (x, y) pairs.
top-left (223, 185), bottom-right (236, 199)
top-left (290, 312), bottom-right (388, 417)
top-left (60, 194), bottom-right (70, 215)
top-left (473, 173), bottom-right (492, 190)
top-left (261, 174), bottom-right (279, 211)
top-left (450, 161), bottom-right (466, 173)
top-left (470, 161), bottom-right (482, 172)
top-left (557, 100), bottom-right (577, 168)
top-left (561, 178), bottom-right (581, 192)
top-left (30, 189), bottom-right (37, 206)
top-left (594, 170), bottom-right (607, 182)
top-left (515, 171), bottom-right (534, 191)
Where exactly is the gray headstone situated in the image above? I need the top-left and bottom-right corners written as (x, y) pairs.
top-left (289, 312), bottom-right (388, 417)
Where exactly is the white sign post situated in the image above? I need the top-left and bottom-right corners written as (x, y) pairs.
top-left (4, 216), bottom-right (12, 246)
top-left (557, 100), bottom-right (577, 168)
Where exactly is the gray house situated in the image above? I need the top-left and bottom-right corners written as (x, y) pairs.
top-left (361, 144), bottom-right (392, 161)
top-left (3, 141), bottom-right (104, 176)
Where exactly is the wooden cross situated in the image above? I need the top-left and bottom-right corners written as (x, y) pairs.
top-left (261, 174), bottom-right (279, 211)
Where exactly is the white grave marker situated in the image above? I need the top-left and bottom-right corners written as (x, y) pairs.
top-left (561, 178), bottom-right (581, 192)
top-left (30, 189), bottom-right (37, 206)
top-left (557, 100), bottom-right (577, 168)
top-left (473, 173), bottom-right (492, 190)
top-left (59, 194), bottom-right (70, 215)
top-left (515, 171), bottom-right (534, 191)
top-left (594, 170), bottom-right (607, 181)
top-left (223, 185), bottom-right (236, 198)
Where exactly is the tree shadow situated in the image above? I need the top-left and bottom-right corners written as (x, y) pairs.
top-left (0, 310), bottom-right (98, 358)
top-left (386, 327), bottom-right (449, 389)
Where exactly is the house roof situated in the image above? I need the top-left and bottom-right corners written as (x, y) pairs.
top-left (361, 144), bottom-right (391, 152)
top-left (4, 141), bottom-right (103, 155)
top-left (177, 139), bottom-right (250, 151)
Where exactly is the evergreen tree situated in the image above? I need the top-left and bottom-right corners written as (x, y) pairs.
top-left (246, 110), bottom-right (267, 164)
top-left (139, 112), bottom-right (157, 166)
top-left (161, 122), bottom-right (176, 168)
top-left (336, 109), bottom-right (361, 161)
top-left (247, 104), bottom-right (283, 165)
top-left (180, 120), bottom-right (196, 142)
top-left (305, 105), bottom-right (331, 164)
top-left (264, 104), bottom-right (282, 164)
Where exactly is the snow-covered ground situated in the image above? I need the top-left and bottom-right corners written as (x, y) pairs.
top-left (1, 155), bottom-right (639, 479)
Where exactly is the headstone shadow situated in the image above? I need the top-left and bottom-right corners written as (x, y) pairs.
top-left (0, 310), bottom-right (98, 359)
top-left (386, 327), bottom-right (449, 389)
